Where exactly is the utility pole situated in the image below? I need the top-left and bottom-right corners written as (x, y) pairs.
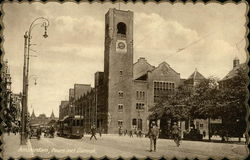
top-left (20, 17), bottom-right (49, 145)
top-left (95, 87), bottom-right (98, 128)
top-left (21, 32), bottom-right (28, 145)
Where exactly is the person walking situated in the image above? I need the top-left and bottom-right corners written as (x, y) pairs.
top-left (148, 121), bottom-right (159, 152)
top-left (118, 127), bottom-right (123, 136)
top-left (172, 122), bottom-right (181, 147)
top-left (124, 129), bottom-right (127, 136)
top-left (90, 125), bottom-right (97, 140)
top-left (129, 130), bottom-right (133, 137)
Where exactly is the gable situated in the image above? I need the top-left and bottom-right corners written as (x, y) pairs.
top-left (150, 62), bottom-right (180, 77)
top-left (133, 58), bottom-right (154, 80)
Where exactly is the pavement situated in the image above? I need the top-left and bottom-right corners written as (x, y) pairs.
top-left (2, 133), bottom-right (249, 159)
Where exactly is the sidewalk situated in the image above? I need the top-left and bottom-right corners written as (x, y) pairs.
top-left (2, 133), bottom-right (34, 159)
top-left (101, 134), bottom-right (247, 145)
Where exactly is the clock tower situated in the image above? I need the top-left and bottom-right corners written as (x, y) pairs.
top-left (104, 8), bottom-right (134, 133)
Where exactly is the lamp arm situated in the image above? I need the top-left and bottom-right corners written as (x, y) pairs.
top-left (28, 17), bottom-right (49, 37)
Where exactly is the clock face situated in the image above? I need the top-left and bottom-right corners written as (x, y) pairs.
top-left (116, 40), bottom-right (127, 53)
top-left (118, 42), bottom-right (126, 49)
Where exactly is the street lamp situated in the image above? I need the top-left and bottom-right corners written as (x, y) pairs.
top-left (21, 17), bottom-right (49, 145)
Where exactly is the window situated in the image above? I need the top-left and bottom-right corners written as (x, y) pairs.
top-left (120, 70), bottom-right (123, 76)
top-left (118, 91), bottom-right (124, 98)
top-left (132, 119), bottom-right (137, 126)
top-left (117, 22), bottom-right (126, 35)
top-left (136, 103), bottom-right (145, 110)
top-left (200, 124), bottom-right (204, 128)
top-left (136, 91), bottom-right (145, 100)
top-left (118, 104), bottom-right (123, 112)
top-left (118, 120), bottom-right (123, 126)
top-left (153, 81), bottom-right (175, 102)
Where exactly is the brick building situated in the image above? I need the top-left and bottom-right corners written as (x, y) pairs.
top-left (58, 9), bottom-right (187, 134)
top-left (59, 8), bottom-right (226, 135)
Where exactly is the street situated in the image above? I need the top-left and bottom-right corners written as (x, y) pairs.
top-left (3, 133), bottom-right (248, 159)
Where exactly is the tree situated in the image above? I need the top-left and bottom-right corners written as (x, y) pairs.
top-left (217, 66), bottom-right (248, 139)
top-left (190, 77), bottom-right (221, 119)
top-left (149, 84), bottom-right (193, 121)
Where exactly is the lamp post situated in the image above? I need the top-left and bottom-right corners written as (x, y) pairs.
top-left (20, 17), bottom-right (49, 145)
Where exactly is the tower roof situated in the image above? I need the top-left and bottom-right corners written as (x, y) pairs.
top-left (50, 110), bottom-right (55, 119)
top-left (221, 63), bottom-right (246, 81)
top-left (31, 109), bottom-right (36, 118)
top-left (187, 68), bottom-right (205, 80)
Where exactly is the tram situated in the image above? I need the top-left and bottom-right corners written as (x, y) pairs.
top-left (57, 115), bottom-right (84, 138)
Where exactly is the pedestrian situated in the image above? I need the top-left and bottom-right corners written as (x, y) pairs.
top-left (129, 130), bottom-right (133, 137)
top-left (50, 126), bottom-right (55, 138)
top-left (244, 131), bottom-right (249, 145)
top-left (138, 130), bottom-right (142, 138)
top-left (124, 129), bottom-right (127, 136)
top-left (90, 125), bottom-right (97, 140)
top-left (7, 127), bottom-right (11, 136)
top-left (118, 127), bottom-right (122, 136)
top-left (172, 122), bottom-right (181, 147)
top-left (148, 121), bottom-right (159, 152)
top-left (203, 130), bottom-right (206, 138)
top-left (135, 129), bottom-right (138, 137)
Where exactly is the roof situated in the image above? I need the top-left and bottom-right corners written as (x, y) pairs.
top-left (50, 110), bottom-right (55, 119)
top-left (221, 63), bottom-right (247, 81)
top-left (149, 61), bottom-right (180, 75)
top-left (187, 68), bottom-right (205, 80)
top-left (31, 109), bottom-right (36, 118)
top-left (133, 57), bottom-right (155, 80)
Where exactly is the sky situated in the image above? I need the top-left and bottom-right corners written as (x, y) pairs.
top-left (2, 1), bottom-right (248, 117)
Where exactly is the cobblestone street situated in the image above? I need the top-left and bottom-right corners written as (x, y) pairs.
top-left (3, 133), bottom-right (248, 159)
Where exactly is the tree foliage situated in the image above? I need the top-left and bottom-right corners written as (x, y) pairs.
top-left (150, 65), bottom-right (248, 133)
top-left (149, 84), bottom-right (193, 121)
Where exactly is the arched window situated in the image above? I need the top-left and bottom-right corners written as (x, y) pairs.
top-left (117, 22), bottom-right (126, 35)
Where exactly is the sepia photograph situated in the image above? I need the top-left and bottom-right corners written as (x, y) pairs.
top-left (1, 1), bottom-right (249, 159)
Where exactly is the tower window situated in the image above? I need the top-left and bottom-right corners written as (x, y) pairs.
top-left (117, 22), bottom-right (126, 35)
top-left (120, 70), bottom-right (123, 76)
top-left (118, 91), bottom-right (124, 98)
top-left (118, 104), bottom-right (123, 112)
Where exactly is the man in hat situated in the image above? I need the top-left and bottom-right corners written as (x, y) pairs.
top-left (172, 122), bottom-right (181, 147)
top-left (90, 125), bottom-right (97, 140)
top-left (148, 121), bottom-right (160, 152)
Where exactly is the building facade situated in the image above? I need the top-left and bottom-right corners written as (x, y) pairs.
top-left (30, 110), bottom-right (58, 128)
top-left (60, 8), bottom-right (238, 135)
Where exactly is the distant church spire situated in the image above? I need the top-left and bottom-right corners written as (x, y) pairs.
top-left (31, 109), bottom-right (36, 119)
top-left (50, 110), bottom-right (55, 119)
